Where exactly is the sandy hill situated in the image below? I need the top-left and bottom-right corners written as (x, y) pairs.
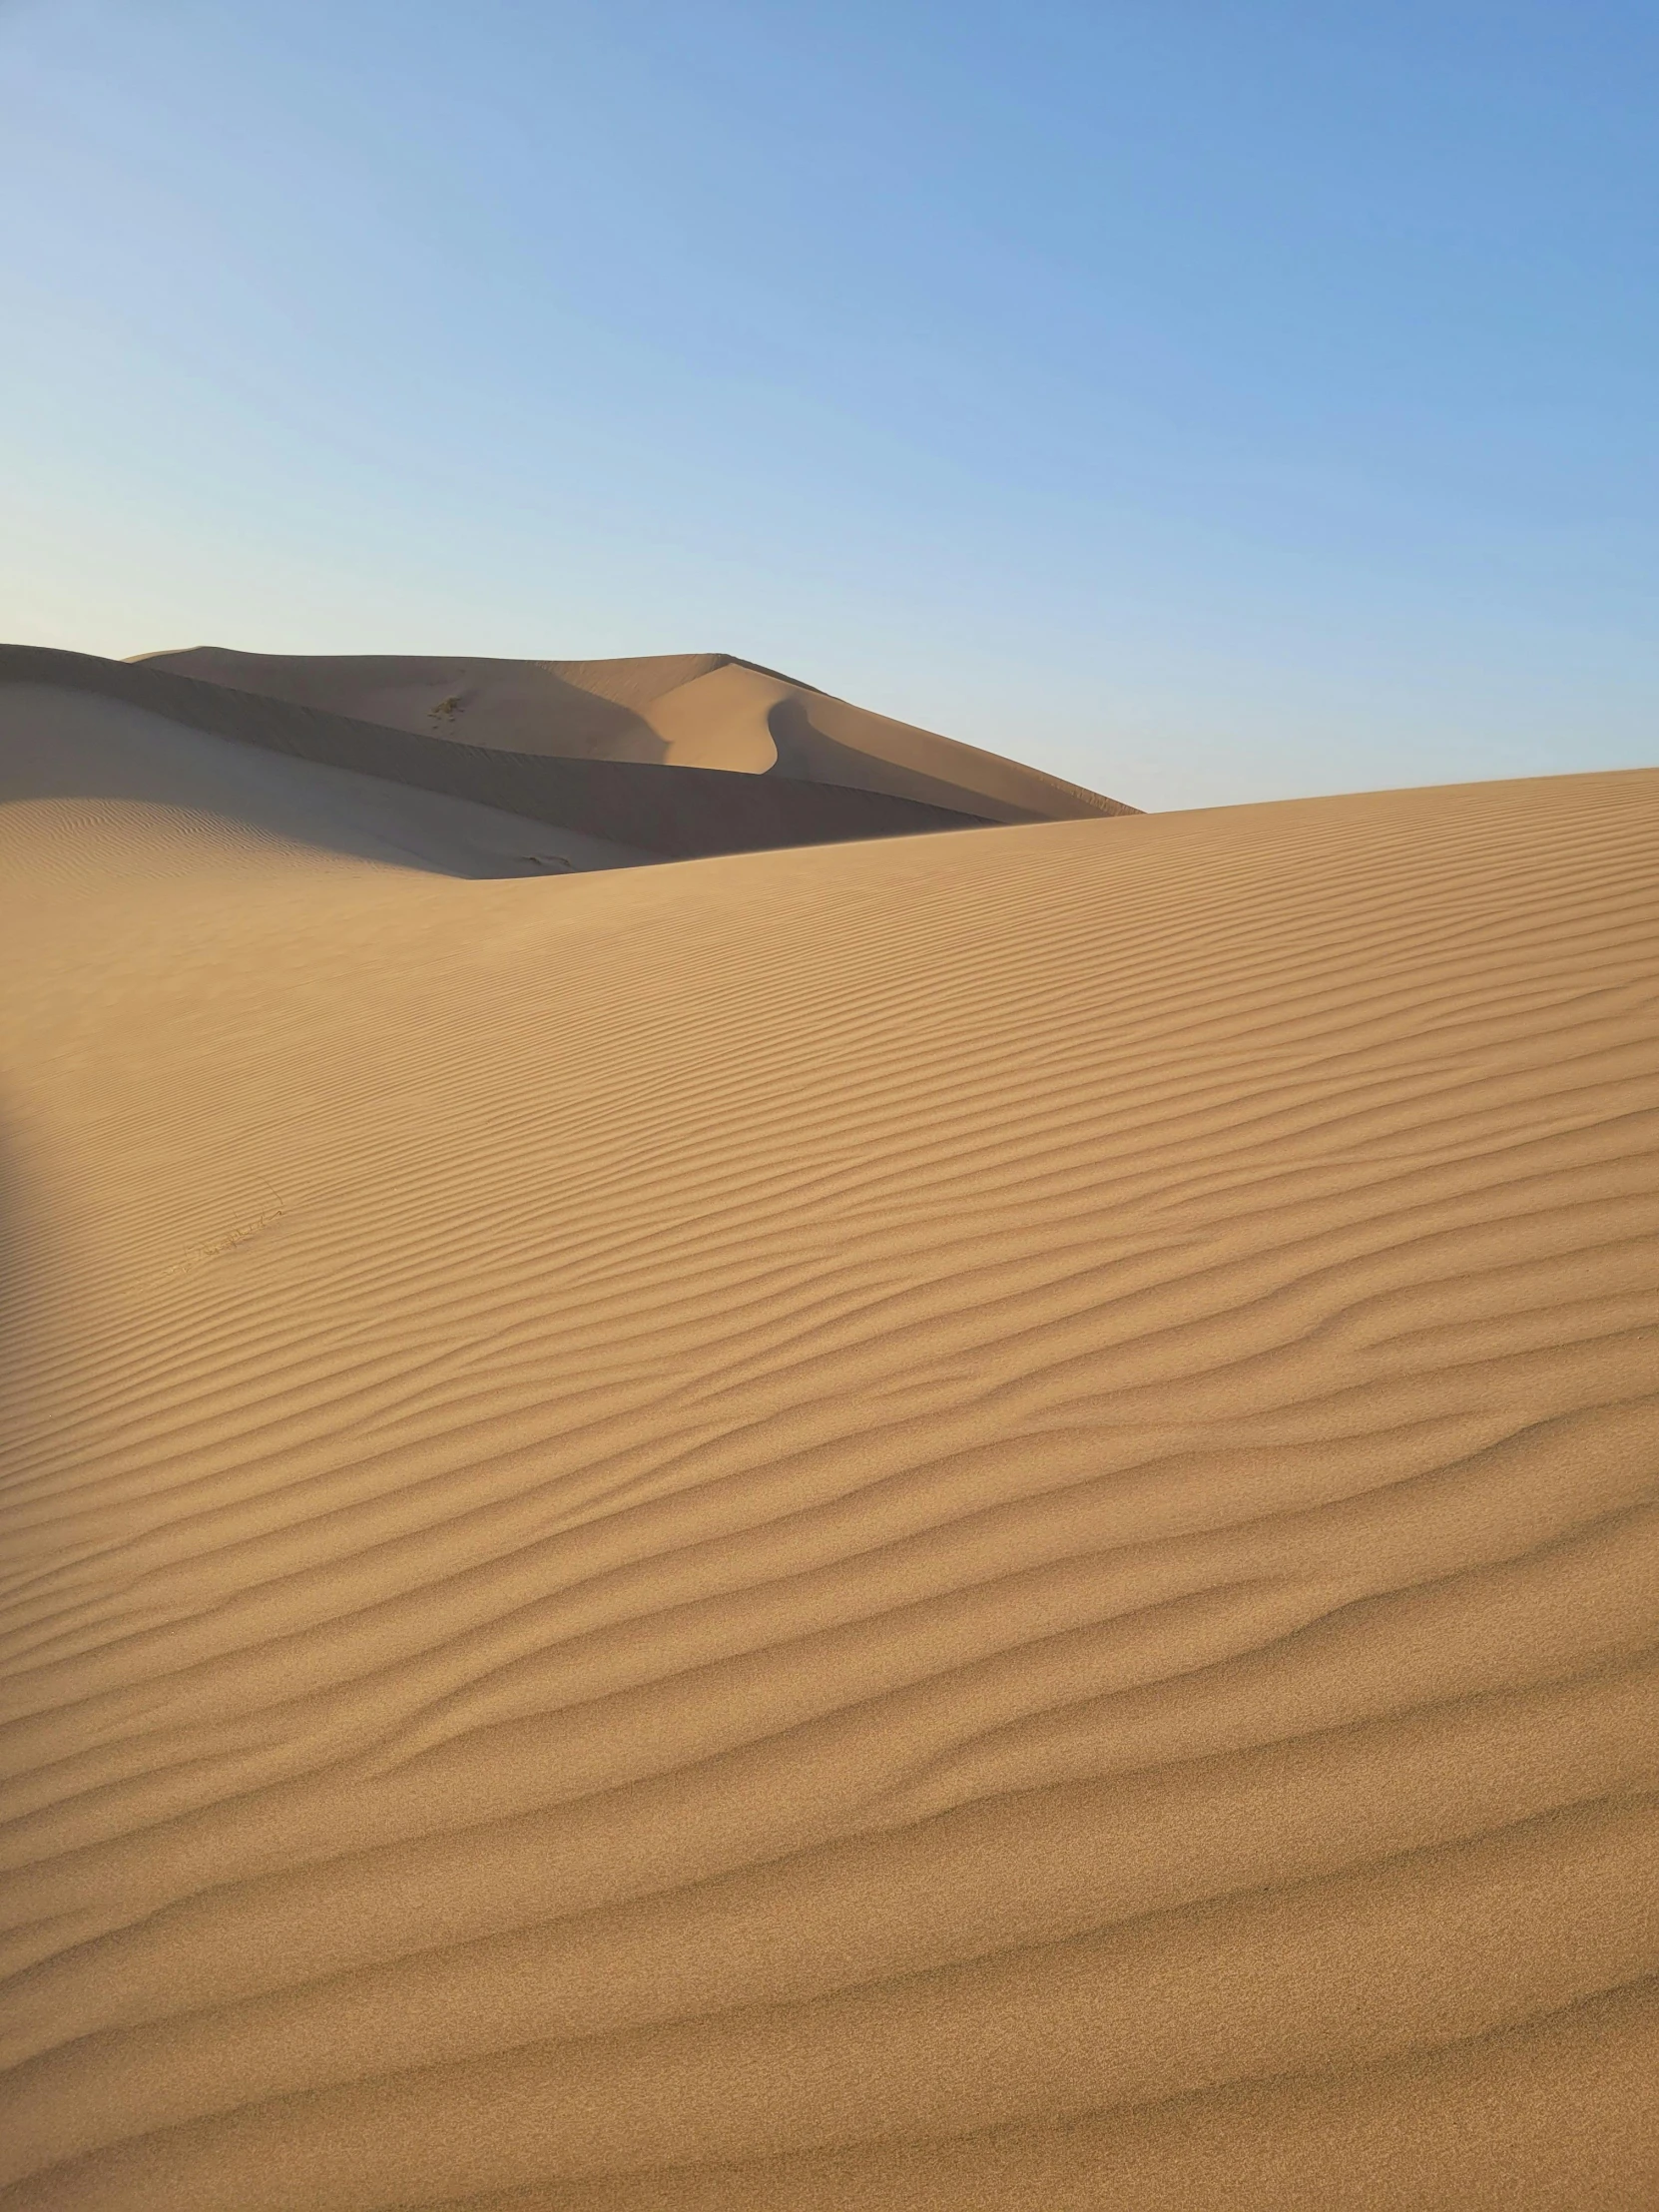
top-left (7, 645), bottom-right (1124, 865)
top-left (1, 664), bottom-right (1656, 2210)
top-left (133, 646), bottom-right (1131, 826)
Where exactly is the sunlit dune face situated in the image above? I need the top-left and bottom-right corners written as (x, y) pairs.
top-left (2, 661), bottom-right (1656, 2208)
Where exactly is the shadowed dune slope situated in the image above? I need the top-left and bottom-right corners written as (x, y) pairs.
top-left (133, 645), bottom-right (1136, 824)
top-left (1, 647), bottom-right (1000, 862)
top-left (0, 740), bottom-right (1656, 2207)
top-left (0, 681), bottom-right (657, 879)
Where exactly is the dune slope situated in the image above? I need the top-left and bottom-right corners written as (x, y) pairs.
top-left (133, 646), bottom-right (1135, 824)
top-left (0, 708), bottom-right (1656, 2206)
top-left (2, 647), bottom-right (1007, 862)
top-left (0, 680), bottom-right (657, 879)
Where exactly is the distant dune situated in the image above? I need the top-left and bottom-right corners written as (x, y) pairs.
top-left (1, 651), bottom-right (1656, 2209)
top-left (133, 646), bottom-right (1130, 825)
top-left (6, 645), bottom-right (1130, 864)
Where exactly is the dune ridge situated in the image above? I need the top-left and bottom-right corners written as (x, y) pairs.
top-left (1, 647), bottom-right (1021, 863)
top-left (0, 671), bottom-right (1655, 2207)
top-left (132, 646), bottom-right (1133, 824)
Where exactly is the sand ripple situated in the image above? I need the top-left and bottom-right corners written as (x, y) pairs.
top-left (1, 706), bottom-right (1655, 2206)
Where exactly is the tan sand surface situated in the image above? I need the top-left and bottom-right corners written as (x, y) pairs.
top-left (133, 648), bottom-right (1131, 824)
top-left (1, 673), bottom-right (1656, 2207)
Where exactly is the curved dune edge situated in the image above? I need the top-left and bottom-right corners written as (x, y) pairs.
top-left (0, 646), bottom-right (1002, 861)
top-left (131, 644), bottom-right (1137, 824)
top-left (1, 727), bottom-right (1656, 2205)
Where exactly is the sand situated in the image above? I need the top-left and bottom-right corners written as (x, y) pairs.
top-left (132, 648), bottom-right (1131, 824)
top-left (10, 647), bottom-right (1104, 862)
top-left (1, 659), bottom-right (1656, 2208)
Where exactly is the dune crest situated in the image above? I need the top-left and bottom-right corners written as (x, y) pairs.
top-left (0, 661), bottom-right (1655, 2207)
top-left (132, 646), bottom-right (1133, 823)
top-left (5, 646), bottom-right (1043, 863)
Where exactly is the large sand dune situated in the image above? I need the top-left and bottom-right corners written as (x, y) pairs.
top-left (133, 646), bottom-right (1130, 825)
top-left (9, 646), bottom-right (1112, 863)
top-left (1, 665), bottom-right (1656, 2208)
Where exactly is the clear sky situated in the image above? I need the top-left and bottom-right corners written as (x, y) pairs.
top-left (3, 0), bottom-right (1655, 809)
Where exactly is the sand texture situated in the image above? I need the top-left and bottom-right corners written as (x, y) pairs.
top-left (1, 666), bottom-right (1656, 2208)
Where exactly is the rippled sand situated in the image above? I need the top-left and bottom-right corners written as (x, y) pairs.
top-left (2, 669), bottom-right (1655, 2207)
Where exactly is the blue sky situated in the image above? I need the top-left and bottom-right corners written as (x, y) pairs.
top-left (3, 0), bottom-right (1655, 808)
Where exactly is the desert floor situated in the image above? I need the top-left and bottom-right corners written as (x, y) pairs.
top-left (2, 668), bottom-right (1656, 2207)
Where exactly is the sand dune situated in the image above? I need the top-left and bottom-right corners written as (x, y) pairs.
top-left (133, 646), bottom-right (1132, 825)
top-left (5, 647), bottom-right (1064, 863)
top-left (0, 664), bottom-right (1655, 2207)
